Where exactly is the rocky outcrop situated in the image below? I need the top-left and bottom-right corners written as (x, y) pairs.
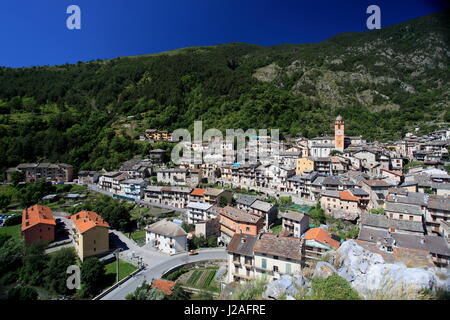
top-left (252, 63), bottom-right (281, 83)
top-left (332, 240), bottom-right (450, 299)
top-left (262, 274), bottom-right (310, 300)
top-left (313, 262), bottom-right (337, 279)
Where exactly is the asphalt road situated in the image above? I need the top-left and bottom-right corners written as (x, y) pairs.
top-left (100, 248), bottom-right (227, 300)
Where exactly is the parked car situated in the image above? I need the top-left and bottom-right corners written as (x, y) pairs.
top-left (188, 250), bottom-right (198, 255)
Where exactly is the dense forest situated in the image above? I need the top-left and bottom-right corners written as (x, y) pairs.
top-left (0, 10), bottom-right (449, 176)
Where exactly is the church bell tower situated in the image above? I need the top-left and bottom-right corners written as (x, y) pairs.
top-left (335, 115), bottom-right (345, 152)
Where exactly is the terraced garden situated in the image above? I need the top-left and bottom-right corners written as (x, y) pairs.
top-left (177, 267), bottom-right (220, 293)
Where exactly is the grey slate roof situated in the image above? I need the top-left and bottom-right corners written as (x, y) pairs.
top-left (358, 226), bottom-right (450, 256)
top-left (147, 220), bottom-right (187, 237)
top-left (282, 210), bottom-right (308, 223)
top-left (385, 202), bottom-right (423, 216)
top-left (250, 200), bottom-right (274, 212)
top-left (253, 233), bottom-right (303, 261)
top-left (360, 213), bottom-right (424, 233)
top-left (349, 188), bottom-right (369, 197)
top-left (235, 194), bottom-right (258, 207)
top-left (226, 234), bottom-right (257, 256)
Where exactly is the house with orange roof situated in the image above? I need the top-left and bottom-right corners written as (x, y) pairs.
top-left (319, 189), bottom-right (364, 221)
top-left (21, 204), bottom-right (56, 245)
top-left (71, 211), bottom-right (110, 260)
top-left (381, 168), bottom-right (404, 184)
top-left (303, 227), bottom-right (341, 262)
top-left (218, 206), bottom-right (264, 245)
top-left (189, 188), bottom-right (206, 202)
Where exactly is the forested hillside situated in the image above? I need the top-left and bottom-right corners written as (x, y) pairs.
top-left (0, 10), bottom-right (449, 175)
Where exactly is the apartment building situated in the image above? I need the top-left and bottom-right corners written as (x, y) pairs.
top-left (21, 205), bottom-right (56, 245)
top-left (226, 233), bottom-right (305, 284)
top-left (281, 211), bottom-right (310, 238)
top-left (146, 220), bottom-right (187, 255)
top-left (143, 186), bottom-right (192, 208)
top-left (119, 178), bottom-right (147, 201)
top-left (71, 211), bottom-right (110, 261)
top-left (186, 201), bottom-right (213, 224)
top-left (249, 200), bottom-right (278, 230)
top-left (218, 206), bottom-right (264, 245)
top-left (319, 190), bottom-right (363, 221)
top-left (14, 162), bottom-right (73, 183)
top-left (156, 168), bottom-right (189, 186)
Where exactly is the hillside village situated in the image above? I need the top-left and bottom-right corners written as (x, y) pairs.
top-left (2, 115), bottom-right (449, 300)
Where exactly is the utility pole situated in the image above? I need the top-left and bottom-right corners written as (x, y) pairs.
top-left (114, 248), bottom-right (122, 283)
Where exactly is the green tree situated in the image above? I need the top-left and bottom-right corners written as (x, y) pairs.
top-left (218, 196), bottom-right (228, 207)
top-left (7, 286), bottom-right (39, 300)
top-left (19, 242), bottom-right (49, 286)
top-left (166, 283), bottom-right (190, 300)
top-left (0, 193), bottom-right (11, 212)
top-left (0, 236), bottom-right (24, 278)
top-left (45, 248), bottom-right (77, 295)
top-left (79, 257), bottom-right (106, 298)
top-left (308, 203), bottom-right (326, 225)
top-left (4, 214), bottom-right (22, 226)
top-left (125, 281), bottom-right (166, 300)
top-left (10, 171), bottom-right (25, 187)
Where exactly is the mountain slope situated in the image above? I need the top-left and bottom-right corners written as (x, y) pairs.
top-left (0, 10), bottom-right (449, 173)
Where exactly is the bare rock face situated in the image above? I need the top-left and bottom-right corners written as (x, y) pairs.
top-left (252, 63), bottom-right (281, 83)
top-left (313, 262), bottom-right (337, 279)
top-left (332, 240), bottom-right (450, 299)
top-left (262, 274), bottom-right (309, 300)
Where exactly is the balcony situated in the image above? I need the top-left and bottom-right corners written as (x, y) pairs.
top-left (254, 266), bottom-right (274, 275)
top-left (233, 273), bottom-right (252, 280)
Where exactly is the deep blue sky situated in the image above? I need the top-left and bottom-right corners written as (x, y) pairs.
top-left (0, 0), bottom-right (448, 68)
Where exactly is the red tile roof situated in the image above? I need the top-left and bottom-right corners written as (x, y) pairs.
top-left (191, 188), bottom-right (206, 196)
top-left (22, 205), bottom-right (56, 231)
top-left (339, 190), bottom-right (359, 202)
top-left (152, 279), bottom-right (176, 295)
top-left (304, 228), bottom-right (340, 249)
top-left (381, 169), bottom-right (403, 177)
top-left (71, 211), bottom-right (110, 233)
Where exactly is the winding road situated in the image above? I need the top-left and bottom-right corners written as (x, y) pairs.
top-left (100, 246), bottom-right (227, 300)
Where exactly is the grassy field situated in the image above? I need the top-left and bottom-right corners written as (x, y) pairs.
top-left (105, 259), bottom-right (138, 282)
top-left (0, 224), bottom-right (21, 241)
top-left (130, 230), bottom-right (146, 246)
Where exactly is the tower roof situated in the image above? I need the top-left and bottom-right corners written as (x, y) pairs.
top-left (336, 115), bottom-right (343, 121)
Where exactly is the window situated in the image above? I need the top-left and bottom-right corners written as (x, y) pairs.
top-left (399, 214), bottom-right (404, 220)
top-left (273, 256), bottom-right (279, 260)
top-left (273, 266), bottom-right (279, 272)
top-left (409, 216), bottom-right (413, 221)
top-left (261, 258), bottom-right (267, 269)
top-left (286, 264), bottom-right (291, 274)
top-left (93, 240), bottom-right (96, 244)
top-left (246, 227), bottom-right (250, 231)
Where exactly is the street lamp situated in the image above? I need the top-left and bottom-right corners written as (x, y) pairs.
top-left (113, 248), bottom-right (122, 283)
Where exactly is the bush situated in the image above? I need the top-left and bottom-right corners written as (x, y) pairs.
top-left (231, 277), bottom-right (269, 300)
top-left (7, 286), bottom-right (38, 300)
top-left (307, 274), bottom-right (360, 300)
top-left (165, 268), bottom-right (189, 281)
top-left (4, 214), bottom-right (22, 226)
